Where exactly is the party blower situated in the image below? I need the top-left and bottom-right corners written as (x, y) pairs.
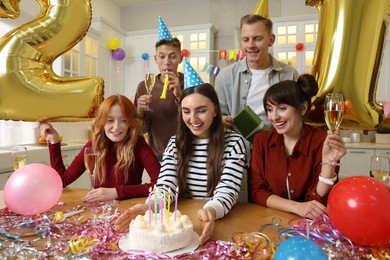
top-left (160, 72), bottom-right (169, 99)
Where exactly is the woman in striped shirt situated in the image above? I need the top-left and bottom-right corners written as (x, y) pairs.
top-left (115, 83), bottom-right (247, 245)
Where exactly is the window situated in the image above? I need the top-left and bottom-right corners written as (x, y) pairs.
top-left (273, 16), bottom-right (318, 74)
top-left (63, 34), bottom-right (99, 77)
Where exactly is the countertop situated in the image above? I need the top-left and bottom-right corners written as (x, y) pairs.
top-left (345, 142), bottom-right (390, 149)
top-left (0, 142), bottom-right (85, 174)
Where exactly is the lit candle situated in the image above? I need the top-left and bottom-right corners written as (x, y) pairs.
top-left (174, 187), bottom-right (179, 221)
top-left (148, 187), bottom-right (152, 226)
top-left (159, 196), bottom-right (163, 224)
top-left (154, 186), bottom-right (158, 224)
top-left (167, 187), bottom-right (171, 225)
top-left (163, 186), bottom-right (167, 224)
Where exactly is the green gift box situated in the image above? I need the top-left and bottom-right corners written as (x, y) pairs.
top-left (233, 106), bottom-right (269, 143)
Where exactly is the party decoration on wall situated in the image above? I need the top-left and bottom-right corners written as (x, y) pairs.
top-left (295, 42), bottom-right (304, 51)
top-left (158, 16), bottom-right (173, 41)
top-left (219, 50), bottom-right (227, 60)
top-left (237, 50), bottom-right (246, 60)
top-left (328, 176), bottom-right (390, 246)
top-left (0, 0), bottom-right (104, 121)
top-left (141, 52), bottom-right (150, 60)
top-left (228, 50), bottom-right (237, 61)
top-left (274, 237), bottom-right (327, 260)
top-left (112, 48), bottom-right (126, 61)
top-left (107, 37), bottom-right (120, 50)
top-left (183, 58), bottom-right (204, 89)
top-left (3, 163), bottom-right (63, 215)
top-left (181, 48), bottom-right (190, 58)
top-left (252, 0), bottom-right (269, 18)
top-left (141, 52), bottom-right (150, 73)
top-left (305, 0), bottom-right (389, 130)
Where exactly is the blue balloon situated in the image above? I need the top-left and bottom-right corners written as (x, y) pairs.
top-left (141, 53), bottom-right (149, 60)
top-left (274, 237), bottom-right (327, 260)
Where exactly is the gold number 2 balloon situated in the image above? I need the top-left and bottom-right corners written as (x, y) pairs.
top-left (0, 0), bottom-right (104, 121)
top-left (305, 0), bottom-right (389, 130)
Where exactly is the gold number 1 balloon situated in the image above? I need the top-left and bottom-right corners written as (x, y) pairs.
top-left (0, 0), bottom-right (104, 121)
top-left (305, 0), bottom-right (389, 130)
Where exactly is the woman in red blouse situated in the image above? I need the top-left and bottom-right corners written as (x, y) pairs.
top-left (249, 74), bottom-right (346, 219)
top-left (40, 95), bottom-right (160, 203)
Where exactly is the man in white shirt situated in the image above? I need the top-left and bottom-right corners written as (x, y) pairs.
top-left (216, 14), bottom-right (299, 129)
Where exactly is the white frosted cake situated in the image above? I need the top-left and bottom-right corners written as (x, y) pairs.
top-left (127, 210), bottom-right (194, 253)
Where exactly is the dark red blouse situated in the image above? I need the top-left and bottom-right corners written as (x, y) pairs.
top-left (49, 136), bottom-right (160, 200)
top-left (249, 124), bottom-right (337, 206)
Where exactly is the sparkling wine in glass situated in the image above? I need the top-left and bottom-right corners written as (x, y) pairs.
top-left (84, 147), bottom-right (97, 189)
top-left (144, 72), bottom-right (155, 111)
top-left (324, 93), bottom-right (344, 135)
top-left (12, 146), bottom-right (28, 170)
top-left (324, 93), bottom-right (344, 165)
top-left (370, 156), bottom-right (390, 184)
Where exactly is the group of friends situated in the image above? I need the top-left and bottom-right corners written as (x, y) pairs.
top-left (39, 14), bottom-right (346, 245)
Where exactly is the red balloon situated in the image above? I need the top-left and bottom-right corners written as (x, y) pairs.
top-left (296, 42), bottom-right (304, 51)
top-left (328, 176), bottom-right (390, 246)
top-left (181, 49), bottom-right (190, 58)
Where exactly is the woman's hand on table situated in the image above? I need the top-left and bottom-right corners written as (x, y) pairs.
top-left (114, 203), bottom-right (148, 233)
top-left (197, 207), bottom-right (216, 245)
top-left (294, 200), bottom-right (327, 220)
top-left (81, 188), bottom-right (118, 203)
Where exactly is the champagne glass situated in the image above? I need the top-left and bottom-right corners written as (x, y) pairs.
top-left (370, 156), bottom-right (390, 184)
top-left (144, 72), bottom-right (155, 111)
top-left (324, 92), bottom-right (344, 165)
top-left (12, 146), bottom-right (28, 170)
top-left (84, 147), bottom-right (97, 189)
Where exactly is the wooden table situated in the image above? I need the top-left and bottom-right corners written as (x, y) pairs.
top-left (0, 188), bottom-right (297, 257)
top-left (52, 188), bottom-right (295, 241)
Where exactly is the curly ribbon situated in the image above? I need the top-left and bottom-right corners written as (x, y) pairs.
top-left (69, 236), bottom-right (99, 254)
top-left (160, 74), bottom-right (169, 99)
top-left (1, 203), bottom-right (389, 259)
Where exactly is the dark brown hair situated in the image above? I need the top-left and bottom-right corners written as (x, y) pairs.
top-left (263, 74), bottom-right (318, 115)
top-left (176, 83), bottom-right (224, 197)
top-left (155, 37), bottom-right (181, 51)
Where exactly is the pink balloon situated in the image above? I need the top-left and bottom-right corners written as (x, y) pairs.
top-left (3, 163), bottom-right (63, 215)
top-left (328, 176), bottom-right (390, 246)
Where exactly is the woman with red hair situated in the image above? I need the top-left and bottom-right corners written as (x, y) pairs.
top-left (40, 95), bottom-right (160, 202)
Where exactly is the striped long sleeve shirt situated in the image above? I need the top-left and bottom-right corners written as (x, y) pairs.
top-left (156, 130), bottom-right (247, 219)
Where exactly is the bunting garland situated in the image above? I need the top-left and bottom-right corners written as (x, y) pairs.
top-left (132, 48), bottom-right (246, 77)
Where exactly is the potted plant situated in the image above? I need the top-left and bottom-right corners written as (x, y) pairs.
top-left (375, 118), bottom-right (390, 144)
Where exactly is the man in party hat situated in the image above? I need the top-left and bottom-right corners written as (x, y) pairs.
top-left (134, 16), bottom-right (184, 161)
top-left (183, 58), bottom-right (204, 89)
top-left (215, 13), bottom-right (299, 130)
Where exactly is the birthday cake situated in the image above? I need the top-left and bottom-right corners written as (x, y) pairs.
top-left (127, 210), bottom-right (194, 253)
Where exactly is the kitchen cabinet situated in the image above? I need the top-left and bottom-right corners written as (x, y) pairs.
top-left (62, 149), bottom-right (91, 189)
top-left (339, 143), bottom-right (390, 181)
top-left (0, 144), bottom-right (86, 190)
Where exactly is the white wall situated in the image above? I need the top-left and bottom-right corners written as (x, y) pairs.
top-left (118, 0), bottom-right (317, 51)
top-left (91, 0), bottom-right (121, 28)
